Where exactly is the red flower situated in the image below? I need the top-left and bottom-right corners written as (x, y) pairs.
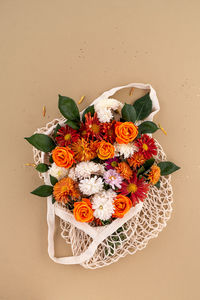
top-left (135, 134), bottom-right (157, 159)
top-left (84, 112), bottom-right (103, 140)
top-left (55, 125), bottom-right (80, 147)
top-left (79, 122), bottom-right (87, 139)
top-left (118, 173), bottom-right (149, 206)
top-left (101, 121), bottom-right (116, 143)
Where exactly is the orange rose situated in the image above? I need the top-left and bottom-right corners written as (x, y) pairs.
top-left (73, 198), bottom-right (94, 223)
top-left (52, 146), bottom-right (75, 169)
top-left (112, 194), bottom-right (132, 218)
top-left (97, 140), bottom-right (115, 160)
top-left (115, 122), bottom-right (138, 144)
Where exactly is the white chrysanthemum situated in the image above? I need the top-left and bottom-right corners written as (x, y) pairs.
top-left (114, 142), bottom-right (138, 159)
top-left (92, 189), bottom-right (116, 221)
top-left (68, 167), bottom-right (76, 181)
top-left (48, 163), bottom-right (68, 180)
top-left (94, 98), bottom-right (123, 123)
top-left (79, 176), bottom-right (104, 196)
top-left (75, 162), bottom-right (105, 179)
top-left (95, 109), bottom-right (113, 123)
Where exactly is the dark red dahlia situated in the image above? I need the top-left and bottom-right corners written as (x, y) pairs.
top-left (118, 173), bottom-right (149, 206)
top-left (101, 120), bottom-right (116, 143)
top-left (55, 125), bottom-right (80, 146)
top-left (79, 122), bottom-right (88, 139)
top-left (135, 134), bottom-right (157, 159)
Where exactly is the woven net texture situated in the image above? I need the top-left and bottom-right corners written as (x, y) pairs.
top-left (33, 118), bottom-right (173, 269)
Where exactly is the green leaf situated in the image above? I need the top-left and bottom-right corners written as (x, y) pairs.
top-left (50, 175), bottom-right (58, 186)
top-left (82, 105), bottom-right (95, 122)
top-left (25, 134), bottom-right (56, 153)
top-left (65, 119), bottom-right (80, 130)
top-left (52, 196), bottom-right (56, 204)
top-left (137, 166), bottom-right (145, 176)
top-left (121, 103), bottom-right (137, 123)
top-left (101, 219), bottom-right (112, 225)
top-left (54, 123), bottom-right (61, 138)
top-left (35, 163), bottom-right (49, 173)
top-left (158, 161), bottom-right (180, 175)
top-left (137, 158), bottom-right (155, 176)
top-left (133, 93), bottom-right (152, 120)
top-left (31, 185), bottom-right (53, 197)
top-left (143, 158), bottom-right (155, 170)
top-left (58, 95), bottom-right (80, 121)
top-left (155, 180), bottom-right (160, 189)
top-left (49, 155), bottom-right (53, 164)
top-left (138, 121), bottom-right (159, 134)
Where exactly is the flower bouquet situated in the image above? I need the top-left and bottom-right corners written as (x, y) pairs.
top-left (25, 83), bottom-right (180, 268)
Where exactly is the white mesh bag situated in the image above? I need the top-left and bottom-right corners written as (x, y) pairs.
top-left (33, 83), bottom-right (173, 269)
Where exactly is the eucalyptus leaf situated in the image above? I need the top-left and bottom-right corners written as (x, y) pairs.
top-left (25, 134), bottom-right (56, 153)
top-left (50, 175), bottom-right (58, 186)
top-left (121, 103), bottom-right (136, 123)
top-left (65, 119), bottom-right (80, 130)
top-left (158, 161), bottom-right (180, 175)
top-left (82, 105), bottom-right (95, 122)
top-left (138, 121), bottom-right (159, 134)
top-left (35, 163), bottom-right (49, 173)
top-left (133, 93), bottom-right (152, 120)
top-left (58, 95), bottom-right (80, 121)
top-left (31, 185), bottom-right (53, 197)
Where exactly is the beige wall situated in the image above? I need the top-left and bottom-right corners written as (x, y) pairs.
top-left (0, 0), bottom-right (200, 299)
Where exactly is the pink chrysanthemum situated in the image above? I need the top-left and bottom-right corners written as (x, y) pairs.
top-left (103, 169), bottom-right (123, 189)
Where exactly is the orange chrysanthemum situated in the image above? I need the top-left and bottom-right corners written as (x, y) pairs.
top-left (115, 162), bottom-right (133, 180)
top-left (128, 151), bottom-right (146, 168)
top-left (53, 177), bottom-right (80, 203)
top-left (71, 138), bottom-right (97, 162)
top-left (148, 165), bottom-right (161, 185)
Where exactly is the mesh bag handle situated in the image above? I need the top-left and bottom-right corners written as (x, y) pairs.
top-left (46, 83), bottom-right (160, 265)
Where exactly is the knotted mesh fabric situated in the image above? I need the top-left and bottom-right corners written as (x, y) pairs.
top-left (33, 118), bottom-right (173, 269)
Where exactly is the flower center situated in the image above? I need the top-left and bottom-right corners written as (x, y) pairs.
top-left (108, 129), bottom-right (113, 136)
top-left (91, 124), bottom-right (100, 134)
top-left (111, 161), bottom-right (117, 167)
top-left (64, 133), bottom-right (71, 141)
top-left (109, 176), bottom-right (116, 180)
top-left (99, 205), bottom-right (103, 210)
top-left (61, 186), bottom-right (68, 193)
top-left (81, 130), bottom-right (87, 136)
top-left (142, 143), bottom-right (148, 151)
top-left (127, 183), bottom-right (138, 193)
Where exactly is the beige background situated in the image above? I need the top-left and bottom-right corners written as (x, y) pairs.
top-left (1, 0), bottom-right (200, 299)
